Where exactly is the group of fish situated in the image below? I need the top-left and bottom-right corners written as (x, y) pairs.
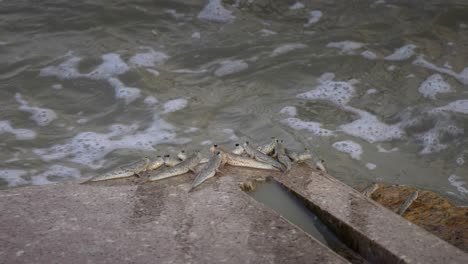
top-left (85, 138), bottom-right (327, 192)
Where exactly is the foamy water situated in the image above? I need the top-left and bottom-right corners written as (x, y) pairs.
top-left (1, 0), bottom-right (467, 204)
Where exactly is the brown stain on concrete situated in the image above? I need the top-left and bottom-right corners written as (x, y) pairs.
top-left (371, 185), bottom-right (468, 253)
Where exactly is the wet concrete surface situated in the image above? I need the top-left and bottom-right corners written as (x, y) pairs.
top-left (273, 164), bottom-right (468, 263)
top-left (0, 166), bottom-right (349, 264)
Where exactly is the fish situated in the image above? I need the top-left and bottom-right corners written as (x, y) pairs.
top-left (147, 156), bottom-right (164, 171)
top-left (177, 150), bottom-right (187, 161)
top-left (189, 151), bottom-right (224, 191)
top-left (275, 140), bottom-right (292, 173)
top-left (223, 152), bottom-right (280, 171)
top-left (397, 191), bottom-right (418, 215)
top-left (232, 143), bottom-right (244, 155)
top-left (178, 150), bottom-right (209, 163)
top-left (87, 157), bottom-right (150, 182)
top-left (285, 148), bottom-right (300, 162)
top-left (164, 155), bottom-right (181, 167)
top-left (297, 148), bottom-right (313, 162)
top-left (315, 159), bottom-right (327, 173)
top-left (243, 141), bottom-right (284, 170)
top-left (257, 137), bottom-right (277, 156)
top-left (148, 152), bottom-right (203, 182)
top-left (361, 183), bottom-right (380, 197)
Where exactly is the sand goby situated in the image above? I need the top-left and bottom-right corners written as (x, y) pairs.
top-left (87, 157), bottom-right (150, 182)
top-left (243, 141), bottom-right (284, 170)
top-left (224, 152), bottom-right (280, 171)
top-left (147, 156), bottom-right (164, 171)
top-left (275, 140), bottom-right (292, 172)
top-left (148, 152), bottom-right (203, 181)
top-left (257, 137), bottom-right (277, 156)
top-left (397, 191), bottom-right (419, 215)
top-left (189, 151), bottom-right (225, 191)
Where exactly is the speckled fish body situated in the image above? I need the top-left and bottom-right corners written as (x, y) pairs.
top-left (231, 144), bottom-right (244, 155)
top-left (89, 157), bottom-right (150, 182)
top-left (177, 150), bottom-right (187, 161)
top-left (285, 148), bottom-right (300, 162)
top-left (243, 142), bottom-right (284, 170)
top-left (190, 152), bottom-right (223, 191)
top-left (257, 137), bottom-right (277, 155)
top-left (149, 152), bottom-right (202, 181)
top-left (164, 155), bottom-right (181, 167)
top-left (147, 156), bottom-right (164, 171)
top-left (361, 183), bottom-right (379, 197)
top-left (397, 191), bottom-right (419, 215)
top-left (275, 142), bottom-right (291, 172)
top-left (297, 152), bottom-right (313, 162)
top-left (224, 152), bottom-right (279, 171)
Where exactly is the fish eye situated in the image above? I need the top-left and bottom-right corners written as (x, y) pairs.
top-left (164, 154), bottom-right (170, 157)
top-left (181, 150), bottom-right (185, 153)
top-left (235, 143), bottom-right (239, 146)
top-left (157, 155), bottom-right (161, 157)
top-left (245, 141), bottom-right (249, 144)
top-left (214, 144), bottom-right (218, 147)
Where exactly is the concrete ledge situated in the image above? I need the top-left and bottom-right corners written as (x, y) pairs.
top-left (0, 167), bottom-right (348, 264)
top-left (273, 164), bottom-right (468, 264)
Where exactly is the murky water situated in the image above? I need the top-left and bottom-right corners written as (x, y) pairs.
top-left (247, 178), bottom-right (367, 263)
top-left (1, 0), bottom-right (467, 204)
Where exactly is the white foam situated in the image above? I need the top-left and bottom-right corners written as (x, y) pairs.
top-left (433, 100), bottom-right (468, 114)
top-left (201, 140), bottom-right (213, 145)
top-left (387, 65), bottom-right (396, 71)
top-left (326, 41), bottom-right (364, 54)
top-left (0, 120), bottom-right (36, 140)
top-left (165, 9), bottom-right (184, 19)
top-left (214, 60), bottom-right (248, 77)
top-left (15, 93), bottom-right (57, 126)
top-left (52, 84), bottom-right (63, 90)
top-left (281, 117), bottom-right (334, 136)
top-left (0, 169), bottom-right (28, 187)
top-left (76, 118), bottom-right (88, 124)
top-left (33, 114), bottom-right (190, 169)
top-left (361, 50), bottom-right (377, 60)
top-left (297, 78), bottom-right (355, 107)
top-left (448, 175), bottom-right (468, 195)
top-left (415, 116), bottom-right (463, 154)
top-left (339, 108), bottom-right (404, 143)
top-left (31, 165), bottom-right (81, 185)
top-left (271, 43), bottom-right (307, 57)
top-left (413, 56), bottom-right (468, 85)
top-left (129, 49), bottom-right (169, 68)
top-left (279, 106), bottom-right (297, 117)
top-left (184, 127), bottom-right (199, 133)
top-left (87, 53), bottom-right (130, 80)
top-left (163, 98), bottom-right (188, 113)
top-left (384, 44), bottom-right (416, 61)
top-left (144, 96), bottom-right (158, 106)
top-left (418, 74), bottom-right (452, 99)
top-left (146, 69), bottom-right (160, 76)
top-left (289, 2), bottom-right (304, 10)
top-left (40, 53), bottom-right (131, 81)
top-left (332, 140), bottom-right (362, 160)
top-left (107, 78), bottom-right (141, 104)
top-left (197, 0), bottom-right (235, 23)
top-left (221, 128), bottom-right (239, 141)
top-left (366, 89), bottom-right (377, 94)
top-left (259, 29), bottom-right (277, 36)
top-left (192, 32), bottom-right (201, 39)
top-left (456, 157), bottom-right (465, 165)
top-left (376, 144), bottom-right (398, 153)
top-left (317, 72), bottom-right (335, 83)
top-left (304, 10), bottom-right (322, 27)
top-left (365, 163), bottom-right (377, 170)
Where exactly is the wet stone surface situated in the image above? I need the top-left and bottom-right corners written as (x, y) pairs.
top-left (0, 166), bottom-right (348, 264)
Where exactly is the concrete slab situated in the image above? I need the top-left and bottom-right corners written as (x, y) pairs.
top-left (0, 166), bottom-right (348, 264)
top-left (274, 164), bottom-right (468, 264)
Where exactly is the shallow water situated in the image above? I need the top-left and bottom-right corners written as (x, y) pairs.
top-left (1, 0), bottom-right (467, 204)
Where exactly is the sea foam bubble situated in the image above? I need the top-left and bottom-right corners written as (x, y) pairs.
top-left (418, 74), bottom-right (452, 99)
top-left (0, 169), bottom-right (28, 187)
top-left (129, 49), bottom-right (169, 68)
top-left (281, 118), bottom-right (334, 136)
top-left (15, 93), bottom-right (57, 126)
top-left (197, 0), bottom-right (235, 23)
top-left (271, 43), bottom-right (307, 57)
top-left (163, 98), bottom-right (188, 113)
top-left (326, 41), bottom-right (364, 54)
top-left (0, 120), bottom-right (36, 140)
top-left (304, 10), bottom-right (322, 27)
top-left (384, 44), bottom-right (416, 61)
top-left (332, 140), bottom-right (363, 160)
top-left (214, 60), bottom-right (249, 77)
